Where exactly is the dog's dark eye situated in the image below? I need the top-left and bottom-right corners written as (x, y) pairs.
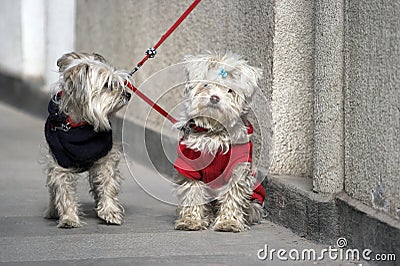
top-left (103, 84), bottom-right (113, 91)
top-left (203, 84), bottom-right (208, 88)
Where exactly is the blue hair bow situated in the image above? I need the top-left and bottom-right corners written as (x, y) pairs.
top-left (218, 68), bottom-right (228, 78)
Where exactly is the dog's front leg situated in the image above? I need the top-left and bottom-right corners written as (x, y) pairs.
top-left (212, 163), bottom-right (254, 232)
top-left (45, 158), bottom-right (82, 228)
top-left (89, 146), bottom-right (124, 225)
top-left (175, 177), bottom-right (210, 231)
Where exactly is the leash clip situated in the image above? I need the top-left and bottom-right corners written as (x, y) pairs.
top-left (51, 123), bottom-right (71, 132)
top-left (145, 47), bottom-right (157, 58)
top-left (129, 66), bottom-right (141, 76)
top-left (183, 126), bottom-right (192, 136)
top-left (180, 121), bottom-right (193, 137)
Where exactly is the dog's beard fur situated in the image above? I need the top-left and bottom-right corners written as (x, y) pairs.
top-left (174, 51), bottom-right (264, 232)
top-left (56, 52), bottom-right (132, 131)
top-left (180, 82), bottom-right (251, 155)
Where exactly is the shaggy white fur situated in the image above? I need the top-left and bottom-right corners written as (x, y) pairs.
top-left (44, 52), bottom-right (132, 228)
top-left (174, 51), bottom-right (264, 232)
top-left (56, 52), bottom-right (131, 132)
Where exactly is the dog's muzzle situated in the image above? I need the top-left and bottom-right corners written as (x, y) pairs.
top-left (210, 95), bottom-right (220, 104)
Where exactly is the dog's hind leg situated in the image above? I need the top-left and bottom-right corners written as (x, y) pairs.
top-left (89, 146), bottom-right (124, 225)
top-left (246, 200), bottom-right (263, 225)
top-left (212, 163), bottom-right (254, 232)
top-left (44, 158), bottom-right (58, 220)
top-left (45, 157), bottom-right (82, 228)
top-left (175, 177), bottom-right (210, 231)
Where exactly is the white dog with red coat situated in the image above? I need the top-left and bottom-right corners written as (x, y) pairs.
top-left (173, 51), bottom-right (265, 232)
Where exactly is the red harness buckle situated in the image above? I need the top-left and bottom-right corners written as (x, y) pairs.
top-left (66, 116), bottom-right (88, 128)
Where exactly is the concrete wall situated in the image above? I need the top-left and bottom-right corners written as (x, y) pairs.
top-left (313, 0), bottom-right (345, 193)
top-left (20, 0), bottom-right (45, 81)
top-left (0, 0), bottom-right (24, 77)
top-left (45, 0), bottom-right (76, 89)
top-left (0, 0), bottom-right (75, 89)
top-left (269, 0), bottom-right (315, 178)
top-left (344, 0), bottom-right (400, 220)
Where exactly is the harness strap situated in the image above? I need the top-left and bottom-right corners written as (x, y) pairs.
top-left (50, 91), bottom-right (89, 132)
top-left (66, 116), bottom-right (88, 128)
top-left (181, 119), bottom-right (254, 136)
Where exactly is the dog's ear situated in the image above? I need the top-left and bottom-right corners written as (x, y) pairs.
top-left (184, 53), bottom-right (214, 95)
top-left (239, 64), bottom-right (263, 99)
top-left (91, 53), bottom-right (107, 63)
top-left (217, 52), bottom-right (262, 99)
top-left (57, 52), bottom-right (83, 72)
top-left (184, 54), bottom-right (211, 81)
top-left (62, 62), bottom-right (91, 92)
top-left (57, 52), bottom-right (108, 72)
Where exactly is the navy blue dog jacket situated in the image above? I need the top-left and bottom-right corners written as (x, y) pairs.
top-left (44, 93), bottom-right (113, 171)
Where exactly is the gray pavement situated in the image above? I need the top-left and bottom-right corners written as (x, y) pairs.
top-left (0, 103), bottom-right (364, 265)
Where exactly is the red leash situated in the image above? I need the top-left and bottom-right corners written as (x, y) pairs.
top-left (125, 81), bottom-right (178, 124)
top-left (125, 0), bottom-right (202, 124)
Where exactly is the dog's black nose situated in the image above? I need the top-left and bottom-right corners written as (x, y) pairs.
top-left (124, 91), bottom-right (132, 101)
top-left (210, 95), bottom-right (220, 104)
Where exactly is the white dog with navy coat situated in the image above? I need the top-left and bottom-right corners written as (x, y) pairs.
top-left (44, 52), bottom-right (132, 228)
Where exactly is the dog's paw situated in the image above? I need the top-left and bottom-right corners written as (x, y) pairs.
top-left (174, 218), bottom-right (208, 231)
top-left (247, 202), bottom-right (264, 224)
top-left (96, 202), bottom-right (124, 225)
top-left (97, 210), bottom-right (124, 225)
top-left (57, 214), bottom-right (82, 228)
top-left (212, 218), bottom-right (248, 232)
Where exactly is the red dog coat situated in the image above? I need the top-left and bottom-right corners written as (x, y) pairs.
top-left (174, 123), bottom-right (265, 204)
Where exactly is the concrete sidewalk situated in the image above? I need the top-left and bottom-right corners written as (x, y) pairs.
top-left (0, 103), bottom-right (363, 265)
